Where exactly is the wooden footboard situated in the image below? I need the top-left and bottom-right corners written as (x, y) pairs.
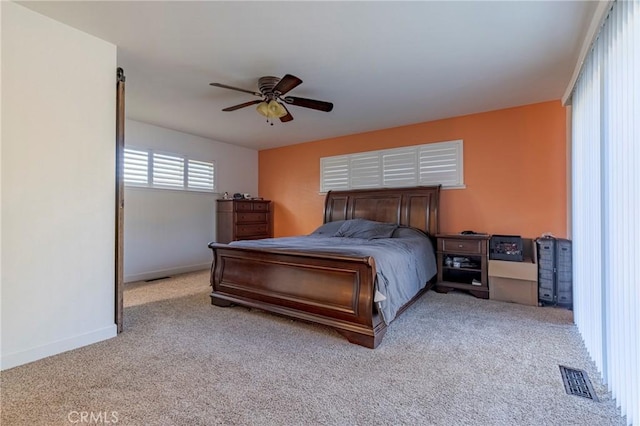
top-left (209, 243), bottom-right (387, 348)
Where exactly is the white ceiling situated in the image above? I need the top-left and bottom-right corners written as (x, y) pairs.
top-left (20, 1), bottom-right (597, 150)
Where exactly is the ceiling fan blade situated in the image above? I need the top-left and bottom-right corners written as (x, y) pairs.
top-left (279, 104), bottom-right (294, 122)
top-left (272, 74), bottom-right (302, 96)
top-left (210, 83), bottom-right (261, 97)
top-left (283, 96), bottom-right (333, 112)
top-left (222, 100), bottom-right (262, 112)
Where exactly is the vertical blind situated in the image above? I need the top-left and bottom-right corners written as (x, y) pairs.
top-left (571, 1), bottom-right (639, 424)
top-left (572, 37), bottom-right (605, 372)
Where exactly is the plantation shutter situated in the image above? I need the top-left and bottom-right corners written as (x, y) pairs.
top-left (320, 156), bottom-right (349, 192)
top-left (187, 159), bottom-right (215, 191)
top-left (418, 141), bottom-right (463, 187)
top-left (152, 153), bottom-right (184, 188)
top-left (320, 140), bottom-right (464, 192)
top-left (383, 147), bottom-right (418, 187)
top-left (350, 152), bottom-right (381, 188)
top-left (124, 148), bottom-right (149, 185)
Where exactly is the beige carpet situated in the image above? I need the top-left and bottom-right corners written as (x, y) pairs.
top-left (1, 271), bottom-right (625, 425)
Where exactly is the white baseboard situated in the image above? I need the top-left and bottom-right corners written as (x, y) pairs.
top-left (1, 325), bottom-right (117, 371)
top-left (124, 262), bottom-right (210, 284)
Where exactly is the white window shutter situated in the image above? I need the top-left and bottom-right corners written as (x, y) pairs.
top-left (320, 140), bottom-right (464, 192)
top-left (153, 153), bottom-right (184, 188)
top-left (124, 147), bottom-right (216, 193)
top-left (383, 147), bottom-right (418, 187)
top-left (187, 159), bottom-right (215, 191)
top-left (350, 152), bottom-right (381, 188)
top-left (321, 156), bottom-right (349, 192)
top-left (418, 140), bottom-right (463, 187)
top-left (124, 148), bottom-right (149, 185)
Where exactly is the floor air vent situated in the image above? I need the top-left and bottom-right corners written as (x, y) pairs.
top-left (144, 276), bottom-right (171, 282)
top-left (559, 365), bottom-right (599, 401)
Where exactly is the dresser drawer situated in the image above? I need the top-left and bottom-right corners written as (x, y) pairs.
top-left (234, 201), bottom-right (254, 212)
top-left (236, 224), bottom-right (269, 237)
top-left (236, 212), bottom-right (267, 223)
top-left (441, 238), bottom-right (484, 254)
top-left (252, 202), bottom-right (269, 212)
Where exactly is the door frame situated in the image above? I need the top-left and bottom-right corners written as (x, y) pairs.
top-left (115, 67), bottom-right (125, 332)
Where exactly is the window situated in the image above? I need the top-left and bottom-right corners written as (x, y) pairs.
top-left (187, 159), bottom-right (215, 191)
top-left (320, 140), bottom-right (464, 192)
top-left (123, 148), bottom-right (149, 185)
top-left (124, 147), bottom-right (215, 192)
top-left (153, 153), bottom-right (184, 188)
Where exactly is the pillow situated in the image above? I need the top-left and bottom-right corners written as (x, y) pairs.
top-left (309, 220), bottom-right (347, 236)
top-left (392, 225), bottom-right (429, 239)
top-left (333, 219), bottom-right (398, 239)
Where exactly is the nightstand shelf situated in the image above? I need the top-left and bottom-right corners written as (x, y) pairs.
top-left (436, 234), bottom-right (490, 299)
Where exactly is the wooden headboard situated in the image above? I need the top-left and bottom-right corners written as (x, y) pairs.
top-left (323, 186), bottom-right (441, 236)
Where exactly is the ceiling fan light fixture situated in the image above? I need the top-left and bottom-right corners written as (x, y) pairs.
top-left (212, 74), bottom-right (332, 124)
top-left (256, 100), bottom-right (287, 119)
top-left (256, 101), bottom-right (269, 117)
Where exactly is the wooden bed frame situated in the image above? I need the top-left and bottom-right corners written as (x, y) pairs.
top-left (208, 186), bottom-right (440, 348)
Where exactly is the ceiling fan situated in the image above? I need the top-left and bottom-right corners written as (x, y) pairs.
top-left (210, 74), bottom-right (333, 125)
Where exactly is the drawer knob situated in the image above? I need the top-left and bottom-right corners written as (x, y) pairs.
top-left (458, 244), bottom-right (463, 248)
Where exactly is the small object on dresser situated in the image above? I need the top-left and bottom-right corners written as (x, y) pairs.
top-left (471, 279), bottom-right (482, 286)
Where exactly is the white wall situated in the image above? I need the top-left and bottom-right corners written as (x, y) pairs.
top-left (0, 1), bottom-right (4, 365)
top-left (123, 120), bottom-right (258, 282)
top-left (1, 2), bottom-right (117, 370)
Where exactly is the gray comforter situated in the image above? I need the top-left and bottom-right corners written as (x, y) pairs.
top-left (229, 224), bottom-right (436, 324)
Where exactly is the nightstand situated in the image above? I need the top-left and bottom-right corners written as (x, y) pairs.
top-left (435, 234), bottom-right (490, 299)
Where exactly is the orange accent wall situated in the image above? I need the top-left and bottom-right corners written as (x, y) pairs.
top-left (259, 101), bottom-right (567, 239)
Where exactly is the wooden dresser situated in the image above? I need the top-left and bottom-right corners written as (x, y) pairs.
top-left (216, 199), bottom-right (273, 243)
